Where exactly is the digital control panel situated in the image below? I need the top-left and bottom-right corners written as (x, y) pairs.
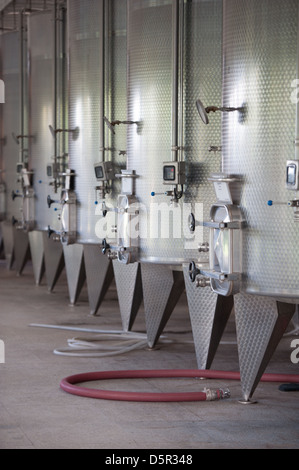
top-left (163, 161), bottom-right (185, 185)
top-left (94, 161), bottom-right (114, 182)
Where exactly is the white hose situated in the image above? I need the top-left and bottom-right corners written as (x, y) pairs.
top-left (29, 324), bottom-right (177, 358)
top-left (53, 336), bottom-right (150, 357)
top-left (29, 323), bottom-right (237, 358)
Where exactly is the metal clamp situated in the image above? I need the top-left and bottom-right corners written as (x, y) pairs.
top-left (12, 132), bottom-right (34, 145)
top-left (203, 220), bottom-right (242, 230)
top-left (196, 99), bottom-right (244, 125)
top-left (49, 125), bottom-right (79, 140)
top-left (199, 269), bottom-right (240, 282)
top-left (104, 117), bottom-right (139, 135)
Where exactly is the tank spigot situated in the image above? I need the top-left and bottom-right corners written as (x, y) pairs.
top-left (196, 277), bottom-right (211, 288)
top-left (209, 146), bottom-right (222, 153)
top-left (198, 242), bottom-right (209, 253)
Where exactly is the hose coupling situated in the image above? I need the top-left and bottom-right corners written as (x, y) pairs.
top-left (204, 388), bottom-right (231, 401)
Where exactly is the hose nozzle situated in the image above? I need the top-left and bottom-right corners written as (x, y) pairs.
top-left (204, 388), bottom-right (231, 401)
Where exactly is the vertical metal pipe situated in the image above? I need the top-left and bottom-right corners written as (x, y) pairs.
top-left (99, 0), bottom-right (105, 163)
top-left (295, 3), bottom-right (299, 161)
top-left (19, 10), bottom-right (24, 164)
top-left (61, 4), bottom-right (67, 166)
top-left (178, 0), bottom-right (184, 164)
top-left (53, 0), bottom-right (58, 166)
top-left (171, 0), bottom-right (179, 163)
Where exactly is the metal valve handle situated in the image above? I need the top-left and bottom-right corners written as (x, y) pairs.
top-left (11, 190), bottom-right (22, 201)
top-left (47, 226), bottom-right (56, 239)
top-left (47, 195), bottom-right (60, 208)
top-left (102, 238), bottom-right (110, 255)
top-left (189, 261), bottom-right (201, 283)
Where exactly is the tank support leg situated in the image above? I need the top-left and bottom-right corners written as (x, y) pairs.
top-left (29, 231), bottom-right (45, 285)
top-left (83, 245), bottom-right (114, 316)
top-left (14, 227), bottom-right (31, 277)
top-left (63, 244), bottom-right (86, 306)
top-left (42, 232), bottom-right (65, 292)
top-left (113, 261), bottom-right (143, 332)
top-left (234, 293), bottom-right (296, 402)
top-left (141, 264), bottom-right (185, 348)
top-left (2, 222), bottom-right (15, 270)
top-left (183, 264), bottom-right (234, 369)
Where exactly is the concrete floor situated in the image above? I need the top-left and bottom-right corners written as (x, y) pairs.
top-left (0, 260), bottom-right (299, 450)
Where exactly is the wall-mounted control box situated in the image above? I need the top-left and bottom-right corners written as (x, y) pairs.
top-left (163, 161), bottom-right (185, 185)
top-left (94, 161), bottom-right (114, 182)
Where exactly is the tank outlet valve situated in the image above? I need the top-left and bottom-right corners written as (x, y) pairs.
top-left (209, 146), bottom-right (222, 153)
top-left (107, 251), bottom-right (118, 261)
top-left (198, 242), bottom-right (209, 253)
top-left (204, 388), bottom-right (231, 401)
top-left (196, 277), bottom-right (211, 288)
top-left (47, 226), bottom-right (61, 242)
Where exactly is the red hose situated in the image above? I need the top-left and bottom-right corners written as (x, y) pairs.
top-left (60, 369), bottom-right (299, 402)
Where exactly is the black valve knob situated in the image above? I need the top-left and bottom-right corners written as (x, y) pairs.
top-left (189, 261), bottom-right (201, 283)
top-left (47, 226), bottom-right (55, 239)
top-left (188, 213), bottom-right (196, 233)
top-left (47, 195), bottom-right (58, 208)
top-left (12, 190), bottom-right (22, 201)
top-left (102, 238), bottom-right (110, 255)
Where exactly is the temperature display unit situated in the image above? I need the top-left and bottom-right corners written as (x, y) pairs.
top-left (94, 161), bottom-right (114, 182)
top-left (163, 161), bottom-right (185, 185)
